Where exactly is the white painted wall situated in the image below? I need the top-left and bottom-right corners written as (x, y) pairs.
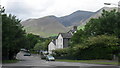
top-left (56, 34), bottom-right (63, 49)
top-left (48, 42), bottom-right (56, 54)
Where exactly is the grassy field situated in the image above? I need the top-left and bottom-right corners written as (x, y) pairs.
top-left (56, 59), bottom-right (119, 65)
top-left (2, 59), bottom-right (19, 63)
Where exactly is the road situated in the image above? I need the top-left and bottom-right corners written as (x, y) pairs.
top-left (2, 51), bottom-right (119, 68)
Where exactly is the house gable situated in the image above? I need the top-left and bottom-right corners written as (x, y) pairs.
top-left (48, 41), bottom-right (56, 54)
top-left (48, 26), bottom-right (77, 54)
top-left (56, 34), bottom-right (63, 49)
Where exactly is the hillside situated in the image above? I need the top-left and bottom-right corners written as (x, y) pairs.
top-left (58, 10), bottom-right (95, 26)
top-left (21, 16), bottom-right (69, 37)
top-left (21, 10), bottom-right (94, 37)
top-left (21, 7), bottom-right (117, 37)
top-left (80, 7), bottom-right (118, 25)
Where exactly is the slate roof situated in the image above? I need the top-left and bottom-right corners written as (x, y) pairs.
top-left (60, 33), bottom-right (72, 38)
top-left (68, 30), bottom-right (75, 33)
top-left (52, 39), bottom-right (56, 45)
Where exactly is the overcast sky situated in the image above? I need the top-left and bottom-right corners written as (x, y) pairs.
top-left (1, 0), bottom-right (120, 20)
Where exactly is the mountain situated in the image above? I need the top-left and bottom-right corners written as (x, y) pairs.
top-left (58, 10), bottom-right (95, 26)
top-left (21, 10), bottom-right (95, 37)
top-left (80, 7), bottom-right (118, 25)
top-left (22, 7), bottom-right (116, 37)
top-left (21, 16), bottom-right (69, 37)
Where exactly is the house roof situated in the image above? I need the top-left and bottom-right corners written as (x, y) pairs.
top-left (68, 30), bottom-right (75, 33)
top-left (52, 39), bottom-right (56, 45)
top-left (67, 26), bottom-right (77, 33)
top-left (60, 33), bottom-right (72, 38)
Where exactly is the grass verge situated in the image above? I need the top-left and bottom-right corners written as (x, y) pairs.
top-left (2, 59), bottom-right (19, 64)
top-left (56, 59), bottom-right (119, 65)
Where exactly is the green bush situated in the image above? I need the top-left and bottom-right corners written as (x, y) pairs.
top-left (72, 35), bottom-right (119, 60)
top-left (53, 35), bottom-right (119, 60)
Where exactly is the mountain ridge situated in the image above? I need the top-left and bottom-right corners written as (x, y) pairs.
top-left (21, 7), bottom-right (117, 37)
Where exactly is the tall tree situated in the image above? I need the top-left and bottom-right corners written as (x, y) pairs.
top-left (24, 33), bottom-right (40, 50)
top-left (84, 10), bottom-right (120, 37)
top-left (2, 13), bottom-right (25, 60)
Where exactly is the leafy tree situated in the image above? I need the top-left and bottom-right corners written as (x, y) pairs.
top-left (24, 33), bottom-right (40, 50)
top-left (43, 39), bottom-right (51, 50)
top-left (2, 14), bottom-right (25, 60)
top-left (83, 35), bottom-right (119, 59)
top-left (84, 10), bottom-right (120, 37)
top-left (66, 10), bottom-right (120, 60)
top-left (34, 38), bottom-right (50, 51)
top-left (34, 41), bottom-right (44, 51)
top-left (52, 48), bottom-right (69, 57)
top-left (69, 35), bottom-right (119, 60)
top-left (70, 29), bottom-right (86, 46)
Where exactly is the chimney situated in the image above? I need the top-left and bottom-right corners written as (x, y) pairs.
top-left (72, 26), bottom-right (77, 31)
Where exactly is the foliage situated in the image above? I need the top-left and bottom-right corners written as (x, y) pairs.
top-left (56, 10), bottom-right (120, 60)
top-left (84, 9), bottom-right (120, 37)
top-left (2, 9), bottom-right (42, 60)
top-left (77, 35), bottom-right (119, 60)
top-left (77, 25), bottom-right (85, 30)
top-left (55, 35), bottom-right (119, 60)
top-left (2, 14), bottom-right (25, 60)
top-left (52, 48), bottom-right (72, 59)
top-left (2, 59), bottom-right (18, 63)
top-left (70, 29), bottom-right (86, 46)
top-left (24, 33), bottom-right (40, 50)
top-left (34, 38), bottom-right (51, 51)
top-left (52, 48), bottom-right (68, 57)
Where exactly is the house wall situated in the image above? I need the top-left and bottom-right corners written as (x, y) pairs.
top-left (56, 34), bottom-right (63, 49)
top-left (48, 42), bottom-right (56, 54)
top-left (63, 38), bottom-right (69, 48)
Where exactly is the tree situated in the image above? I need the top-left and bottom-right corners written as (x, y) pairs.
top-left (85, 35), bottom-right (119, 59)
top-left (24, 33), bottom-right (40, 50)
top-left (84, 10), bottom-right (120, 37)
top-left (70, 35), bottom-right (119, 60)
top-left (67, 10), bottom-right (120, 60)
top-left (70, 29), bottom-right (86, 46)
top-left (34, 38), bottom-right (50, 51)
top-left (2, 14), bottom-right (26, 60)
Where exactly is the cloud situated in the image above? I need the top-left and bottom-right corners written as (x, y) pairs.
top-left (4, 0), bottom-right (55, 20)
top-left (1, 0), bottom-right (120, 20)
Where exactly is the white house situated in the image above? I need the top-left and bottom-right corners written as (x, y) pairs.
top-left (48, 26), bottom-right (77, 54)
top-left (56, 33), bottom-right (72, 49)
top-left (48, 40), bottom-right (56, 54)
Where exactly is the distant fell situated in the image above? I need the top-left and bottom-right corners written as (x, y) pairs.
top-left (21, 7), bottom-right (117, 37)
top-left (21, 16), bottom-right (69, 37)
top-left (58, 10), bottom-right (95, 26)
top-left (21, 10), bottom-right (94, 37)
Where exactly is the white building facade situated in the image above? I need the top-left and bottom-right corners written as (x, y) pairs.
top-left (48, 26), bottom-right (77, 54)
top-left (48, 41), bottom-right (56, 54)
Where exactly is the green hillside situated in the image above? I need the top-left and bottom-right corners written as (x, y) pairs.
top-left (77, 25), bottom-right (85, 30)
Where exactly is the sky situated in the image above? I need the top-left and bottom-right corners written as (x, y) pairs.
top-left (1, 0), bottom-right (120, 20)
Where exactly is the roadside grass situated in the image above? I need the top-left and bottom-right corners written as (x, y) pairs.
top-left (2, 59), bottom-right (19, 64)
top-left (56, 59), bottom-right (119, 65)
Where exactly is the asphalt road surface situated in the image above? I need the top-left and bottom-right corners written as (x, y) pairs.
top-left (2, 51), bottom-right (119, 68)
